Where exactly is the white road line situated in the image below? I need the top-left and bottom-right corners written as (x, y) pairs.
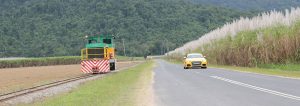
top-left (210, 76), bottom-right (300, 101)
top-left (212, 67), bottom-right (300, 80)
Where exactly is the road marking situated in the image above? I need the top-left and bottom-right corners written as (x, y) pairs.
top-left (210, 76), bottom-right (300, 101)
top-left (212, 67), bottom-right (300, 80)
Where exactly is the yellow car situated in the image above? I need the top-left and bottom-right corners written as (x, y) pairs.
top-left (183, 53), bottom-right (207, 69)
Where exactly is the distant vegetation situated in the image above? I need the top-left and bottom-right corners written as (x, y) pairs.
top-left (0, 56), bottom-right (142, 69)
top-left (116, 56), bottom-right (144, 61)
top-left (188, 0), bottom-right (300, 11)
top-left (0, 0), bottom-right (253, 57)
top-left (0, 56), bottom-right (80, 68)
top-left (169, 7), bottom-right (300, 68)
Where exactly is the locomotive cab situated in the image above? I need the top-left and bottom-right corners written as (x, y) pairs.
top-left (80, 34), bottom-right (116, 74)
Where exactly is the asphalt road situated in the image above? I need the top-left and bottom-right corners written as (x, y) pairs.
top-left (154, 60), bottom-right (300, 106)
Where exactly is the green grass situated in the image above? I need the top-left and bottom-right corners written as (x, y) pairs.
top-left (116, 56), bottom-right (144, 61)
top-left (0, 56), bottom-right (80, 68)
top-left (210, 64), bottom-right (300, 78)
top-left (164, 57), bottom-right (300, 78)
top-left (25, 61), bottom-right (154, 106)
top-left (257, 64), bottom-right (300, 71)
top-left (196, 21), bottom-right (300, 67)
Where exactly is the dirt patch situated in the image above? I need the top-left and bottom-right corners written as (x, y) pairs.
top-left (133, 62), bottom-right (155, 106)
top-left (0, 61), bottom-right (139, 94)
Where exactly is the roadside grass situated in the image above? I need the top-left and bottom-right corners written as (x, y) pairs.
top-left (163, 58), bottom-right (182, 64)
top-left (164, 57), bottom-right (300, 78)
top-left (116, 56), bottom-right (144, 61)
top-left (25, 61), bottom-right (154, 106)
top-left (209, 64), bottom-right (300, 78)
top-left (257, 64), bottom-right (300, 71)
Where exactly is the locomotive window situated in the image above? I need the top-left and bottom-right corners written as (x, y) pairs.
top-left (88, 40), bottom-right (97, 44)
top-left (103, 39), bottom-right (111, 44)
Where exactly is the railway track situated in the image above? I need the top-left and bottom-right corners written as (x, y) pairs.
top-left (0, 74), bottom-right (97, 102)
top-left (0, 61), bottom-right (142, 104)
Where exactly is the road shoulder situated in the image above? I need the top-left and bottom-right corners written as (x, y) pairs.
top-left (22, 61), bottom-right (154, 106)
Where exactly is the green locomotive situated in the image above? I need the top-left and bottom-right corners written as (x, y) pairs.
top-left (81, 34), bottom-right (116, 73)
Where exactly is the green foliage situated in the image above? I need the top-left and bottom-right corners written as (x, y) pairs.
top-left (0, 56), bottom-right (80, 68)
top-left (200, 21), bottom-right (300, 67)
top-left (0, 55), bottom-right (143, 68)
top-left (0, 0), bottom-right (252, 57)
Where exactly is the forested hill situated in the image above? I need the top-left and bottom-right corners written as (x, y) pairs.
top-left (0, 0), bottom-right (252, 57)
top-left (188, 0), bottom-right (300, 11)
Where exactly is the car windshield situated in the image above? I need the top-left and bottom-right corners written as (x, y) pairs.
top-left (187, 54), bottom-right (203, 58)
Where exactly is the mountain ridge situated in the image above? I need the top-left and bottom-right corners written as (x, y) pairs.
top-left (0, 0), bottom-right (251, 57)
